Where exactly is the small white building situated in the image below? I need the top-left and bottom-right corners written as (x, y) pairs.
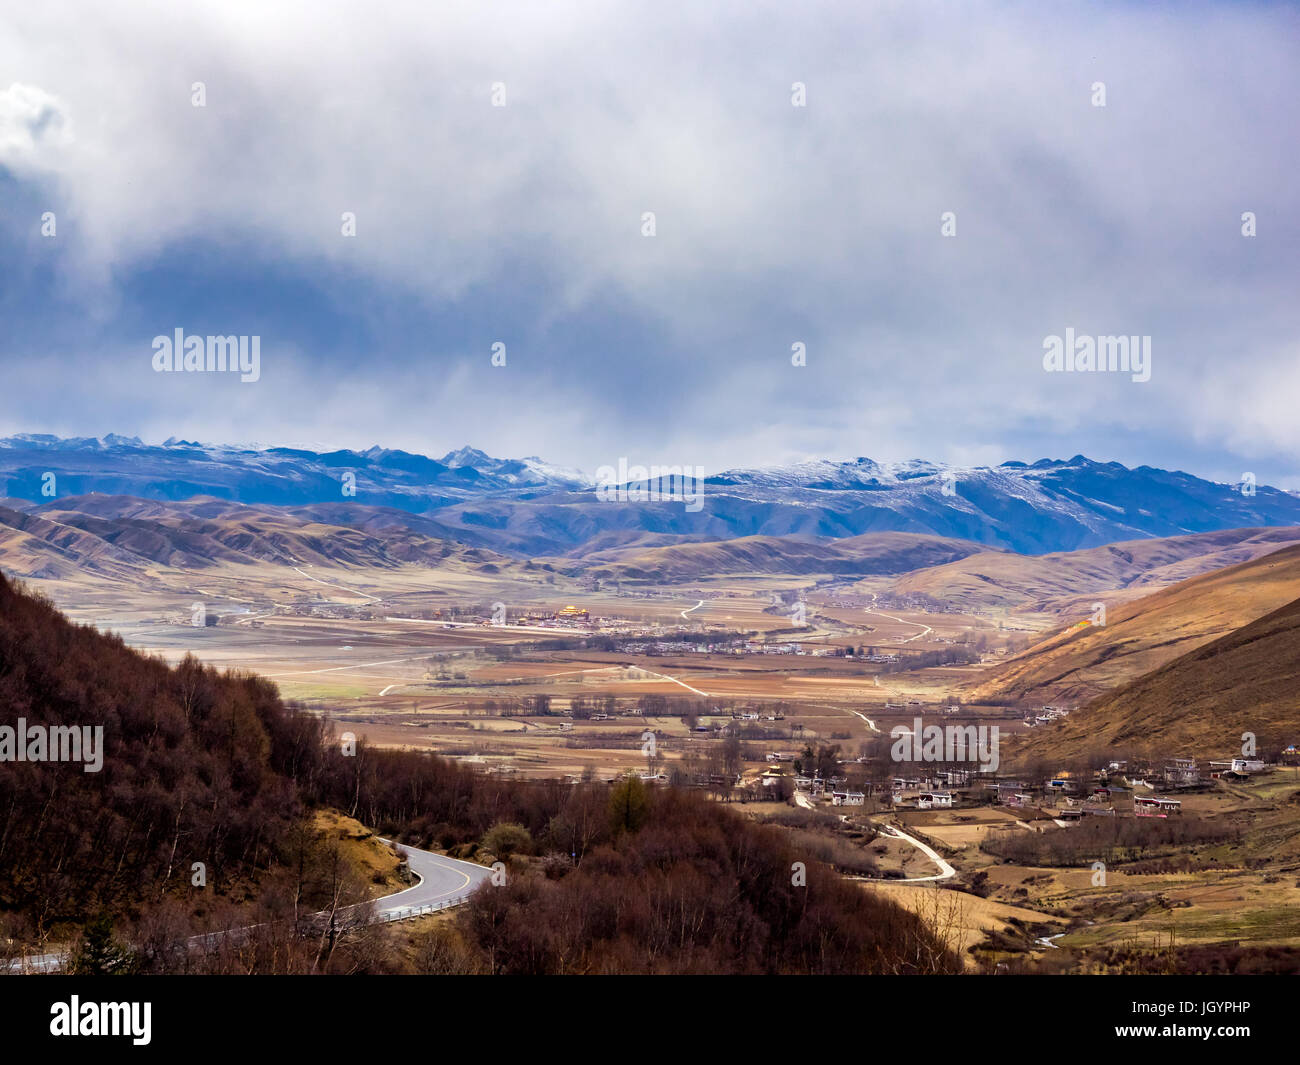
top-left (1135, 795), bottom-right (1182, 817)
top-left (1164, 758), bottom-right (1200, 786)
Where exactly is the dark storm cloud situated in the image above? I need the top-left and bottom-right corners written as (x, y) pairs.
top-left (0, 1), bottom-right (1297, 483)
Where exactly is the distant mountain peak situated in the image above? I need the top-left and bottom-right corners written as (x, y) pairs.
top-left (0, 433), bottom-right (144, 451)
top-left (440, 446), bottom-right (494, 467)
top-left (0, 435), bottom-right (1296, 557)
top-left (101, 433), bottom-right (144, 448)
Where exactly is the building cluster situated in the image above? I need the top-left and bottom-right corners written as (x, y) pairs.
top-left (888, 770), bottom-right (968, 807)
top-left (1022, 705), bottom-right (1072, 727)
top-left (519, 605), bottom-right (592, 626)
top-left (763, 746), bottom-right (1286, 823)
top-left (785, 772), bottom-right (866, 806)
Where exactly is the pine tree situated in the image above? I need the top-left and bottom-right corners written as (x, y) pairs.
top-left (71, 913), bottom-right (136, 975)
top-left (608, 773), bottom-right (649, 834)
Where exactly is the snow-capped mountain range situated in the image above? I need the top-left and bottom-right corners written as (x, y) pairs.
top-left (1, 435), bottom-right (1297, 556)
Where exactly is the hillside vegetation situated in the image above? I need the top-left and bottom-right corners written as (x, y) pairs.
top-left (887, 527), bottom-right (1300, 613)
top-left (968, 542), bottom-right (1300, 706)
top-left (573, 531), bottom-right (990, 582)
top-left (0, 572), bottom-right (318, 927)
top-left (1012, 594), bottom-right (1300, 759)
top-left (0, 496), bottom-right (515, 582)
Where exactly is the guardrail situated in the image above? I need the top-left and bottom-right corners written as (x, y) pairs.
top-left (374, 894), bottom-right (471, 924)
top-left (6, 951), bottom-right (67, 974)
top-left (7, 897), bottom-right (475, 972)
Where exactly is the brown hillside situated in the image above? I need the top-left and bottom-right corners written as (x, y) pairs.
top-left (0, 495), bottom-right (517, 582)
top-left (1011, 594), bottom-right (1300, 758)
top-left (966, 541), bottom-right (1300, 707)
top-left (887, 527), bottom-right (1300, 614)
top-left (576, 531), bottom-right (990, 582)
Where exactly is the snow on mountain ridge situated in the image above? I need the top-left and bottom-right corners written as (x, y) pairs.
top-left (0, 436), bottom-right (1295, 557)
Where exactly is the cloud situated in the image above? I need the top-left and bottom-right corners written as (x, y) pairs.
top-left (0, 82), bottom-right (72, 174)
top-left (0, 1), bottom-right (1297, 481)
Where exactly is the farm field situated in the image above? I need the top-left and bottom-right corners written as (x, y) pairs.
top-left (22, 559), bottom-right (1034, 780)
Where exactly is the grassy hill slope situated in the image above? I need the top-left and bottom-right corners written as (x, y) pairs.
top-left (967, 542), bottom-right (1300, 707)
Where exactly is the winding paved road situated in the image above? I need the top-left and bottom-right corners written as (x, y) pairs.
top-left (7, 839), bottom-right (491, 973)
top-left (371, 839), bottom-right (493, 919)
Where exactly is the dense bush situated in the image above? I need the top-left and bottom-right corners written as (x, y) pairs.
top-left (980, 815), bottom-right (1237, 867)
top-left (0, 574), bottom-right (321, 928)
top-left (437, 787), bottom-right (954, 974)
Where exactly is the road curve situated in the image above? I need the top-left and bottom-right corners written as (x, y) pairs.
top-left (7, 839), bottom-right (492, 973)
top-left (849, 823), bottom-right (956, 883)
top-left (878, 824), bottom-right (956, 881)
top-left (371, 839), bottom-right (493, 918)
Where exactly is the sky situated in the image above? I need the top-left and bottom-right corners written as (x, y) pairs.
top-left (1, 1), bottom-right (1298, 483)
